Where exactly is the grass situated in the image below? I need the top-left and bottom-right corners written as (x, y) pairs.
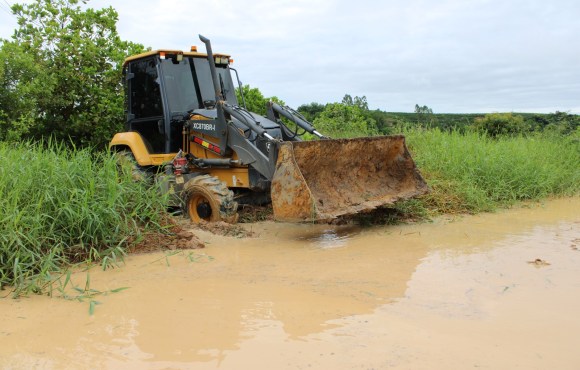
top-left (401, 128), bottom-right (580, 216)
top-left (0, 140), bottom-right (168, 296)
top-left (2, 128), bottom-right (578, 293)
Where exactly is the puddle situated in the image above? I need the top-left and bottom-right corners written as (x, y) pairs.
top-left (295, 225), bottom-right (361, 249)
top-left (1, 198), bottom-right (579, 369)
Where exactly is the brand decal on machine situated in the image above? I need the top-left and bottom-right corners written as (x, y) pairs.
top-left (192, 122), bottom-right (216, 131)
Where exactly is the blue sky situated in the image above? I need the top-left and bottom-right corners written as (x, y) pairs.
top-left (1, 0), bottom-right (579, 113)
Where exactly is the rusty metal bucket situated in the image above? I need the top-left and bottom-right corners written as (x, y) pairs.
top-left (271, 135), bottom-right (429, 222)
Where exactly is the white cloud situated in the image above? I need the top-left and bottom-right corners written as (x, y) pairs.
top-left (1, 0), bottom-right (579, 113)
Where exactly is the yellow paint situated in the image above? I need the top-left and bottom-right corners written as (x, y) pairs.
top-left (110, 120), bottom-right (249, 187)
top-left (207, 168), bottom-right (249, 188)
top-left (185, 118), bottom-right (248, 187)
top-left (124, 50), bottom-right (231, 67)
top-left (148, 154), bottom-right (177, 166)
top-left (109, 132), bottom-right (175, 166)
top-left (187, 116), bottom-right (240, 161)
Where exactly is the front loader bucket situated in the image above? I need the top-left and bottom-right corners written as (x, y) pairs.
top-left (271, 135), bottom-right (429, 222)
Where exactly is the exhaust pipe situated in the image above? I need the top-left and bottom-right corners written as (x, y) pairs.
top-left (199, 34), bottom-right (223, 104)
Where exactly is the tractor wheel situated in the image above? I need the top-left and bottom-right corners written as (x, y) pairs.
top-left (184, 175), bottom-right (238, 223)
top-left (115, 151), bottom-right (150, 182)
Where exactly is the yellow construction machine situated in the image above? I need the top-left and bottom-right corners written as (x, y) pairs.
top-left (109, 35), bottom-right (428, 223)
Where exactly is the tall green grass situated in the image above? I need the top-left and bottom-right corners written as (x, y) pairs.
top-left (403, 128), bottom-right (580, 214)
top-left (0, 141), bottom-right (167, 296)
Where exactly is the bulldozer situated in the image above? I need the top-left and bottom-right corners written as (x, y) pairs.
top-left (109, 35), bottom-right (428, 223)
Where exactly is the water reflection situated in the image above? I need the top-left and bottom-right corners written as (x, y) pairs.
top-left (1, 198), bottom-right (578, 368)
top-left (295, 225), bottom-right (361, 249)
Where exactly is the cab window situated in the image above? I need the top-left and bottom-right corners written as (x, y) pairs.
top-left (130, 58), bottom-right (163, 119)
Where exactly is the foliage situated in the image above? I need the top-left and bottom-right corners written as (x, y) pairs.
top-left (404, 128), bottom-right (580, 215)
top-left (0, 141), bottom-right (168, 296)
top-left (414, 104), bottom-right (433, 114)
top-left (235, 84), bottom-right (284, 116)
top-left (342, 94), bottom-right (369, 110)
top-left (526, 111), bottom-right (580, 135)
top-left (412, 103), bottom-right (436, 127)
top-left (296, 94), bottom-right (379, 138)
top-left (371, 112), bottom-right (481, 132)
top-left (313, 102), bottom-right (378, 138)
top-left (473, 112), bottom-right (528, 138)
top-left (0, 0), bottom-right (146, 148)
top-left (0, 41), bottom-right (49, 141)
top-left (297, 102), bottom-right (325, 122)
top-left (367, 109), bottom-right (401, 135)
top-left (365, 111), bottom-right (579, 136)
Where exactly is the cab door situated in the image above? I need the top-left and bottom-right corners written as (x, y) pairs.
top-left (126, 57), bottom-right (166, 153)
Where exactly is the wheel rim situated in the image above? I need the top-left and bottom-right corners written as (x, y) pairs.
top-left (183, 175), bottom-right (238, 224)
top-left (188, 193), bottom-right (213, 222)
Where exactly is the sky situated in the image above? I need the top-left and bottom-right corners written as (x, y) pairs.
top-left (0, 0), bottom-right (579, 113)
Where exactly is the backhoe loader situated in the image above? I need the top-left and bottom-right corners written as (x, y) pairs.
top-left (109, 35), bottom-right (428, 223)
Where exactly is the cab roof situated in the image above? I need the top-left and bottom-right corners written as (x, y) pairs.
top-left (123, 49), bottom-right (231, 67)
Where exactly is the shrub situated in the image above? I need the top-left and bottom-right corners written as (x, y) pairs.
top-left (235, 84), bottom-right (284, 116)
top-left (473, 113), bottom-right (528, 138)
top-left (313, 103), bottom-right (378, 138)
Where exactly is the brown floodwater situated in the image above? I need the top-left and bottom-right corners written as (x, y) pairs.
top-left (1, 198), bottom-right (579, 369)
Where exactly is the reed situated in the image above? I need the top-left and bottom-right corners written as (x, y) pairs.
top-left (0, 140), bottom-right (167, 295)
top-left (403, 128), bottom-right (580, 215)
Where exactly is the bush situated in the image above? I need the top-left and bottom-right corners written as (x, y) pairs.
top-left (313, 103), bottom-right (378, 138)
top-left (473, 113), bottom-right (528, 138)
top-left (0, 141), bottom-right (167, 295)
top-left (235, 84), bottom-right (284, 116)
top-left (297, 102), bottom-right (325, 122)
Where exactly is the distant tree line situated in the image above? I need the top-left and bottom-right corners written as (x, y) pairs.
top-left (1, 0), bottom-right (578, 148)
top-left (298, 100), bottom-right (579, 138)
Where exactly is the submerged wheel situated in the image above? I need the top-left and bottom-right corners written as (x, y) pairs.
top-left (184, 174), bottom-right (238, 223)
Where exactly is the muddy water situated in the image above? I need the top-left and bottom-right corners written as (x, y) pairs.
top-left (1, 198), bottom-right (580, 369)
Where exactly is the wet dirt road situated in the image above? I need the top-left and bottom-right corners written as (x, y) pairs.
top-left (1, 198), bottom-right (579, 369)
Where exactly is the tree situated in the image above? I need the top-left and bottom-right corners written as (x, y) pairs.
top-left (0, 0), bottom-right (146, 147)
top-left (342, 94), bottom-right (369, 110)
top-left (235, 84), bottom-right (284, 116)
top-left (313, 102), bottom-right (378, 138)
top-left (473, 113), bottom-right (528, 138)
top-left (542, 111), bottom-right (580, 135)
top-left (341, 94), bottom-right (353, 106)
top-left (0, 41), bottom-right (50, 141)
top-left (414, 104), bottom-right (433, 114)
top-left (367, 109), bottom-right (400, 135)
top-left (297, 102), bottom-right (325, 122)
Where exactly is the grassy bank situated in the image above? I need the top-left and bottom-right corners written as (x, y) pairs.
top-left (403, 128), bottom-right (580, 215)
top-left (0, 141), bottom-right (168, 296)
top-left (2, 129), bottom-right (578, 293)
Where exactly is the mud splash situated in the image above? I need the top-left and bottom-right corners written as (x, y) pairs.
top-left (1, 198), bottom-right (579, 369)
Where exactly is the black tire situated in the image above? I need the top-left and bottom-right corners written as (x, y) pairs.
top-left (115, 151), bottom-right (150, 182)
top-left (184, 174), bottom-right (238, 223)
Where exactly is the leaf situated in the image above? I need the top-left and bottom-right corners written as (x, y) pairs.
top-left (88, 300), bottom-right (101, 315)
top-left (109, 287), bottom-right (130, 293)
top-left (73, 286), bottom-right (85, 293)
top-left (84, 272), bottom-right (90, 292)
top-left (62, 270), bottom-right (72, 290)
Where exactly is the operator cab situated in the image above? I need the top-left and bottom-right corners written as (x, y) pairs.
top-left (123, 50), bottom-right (238, 154)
